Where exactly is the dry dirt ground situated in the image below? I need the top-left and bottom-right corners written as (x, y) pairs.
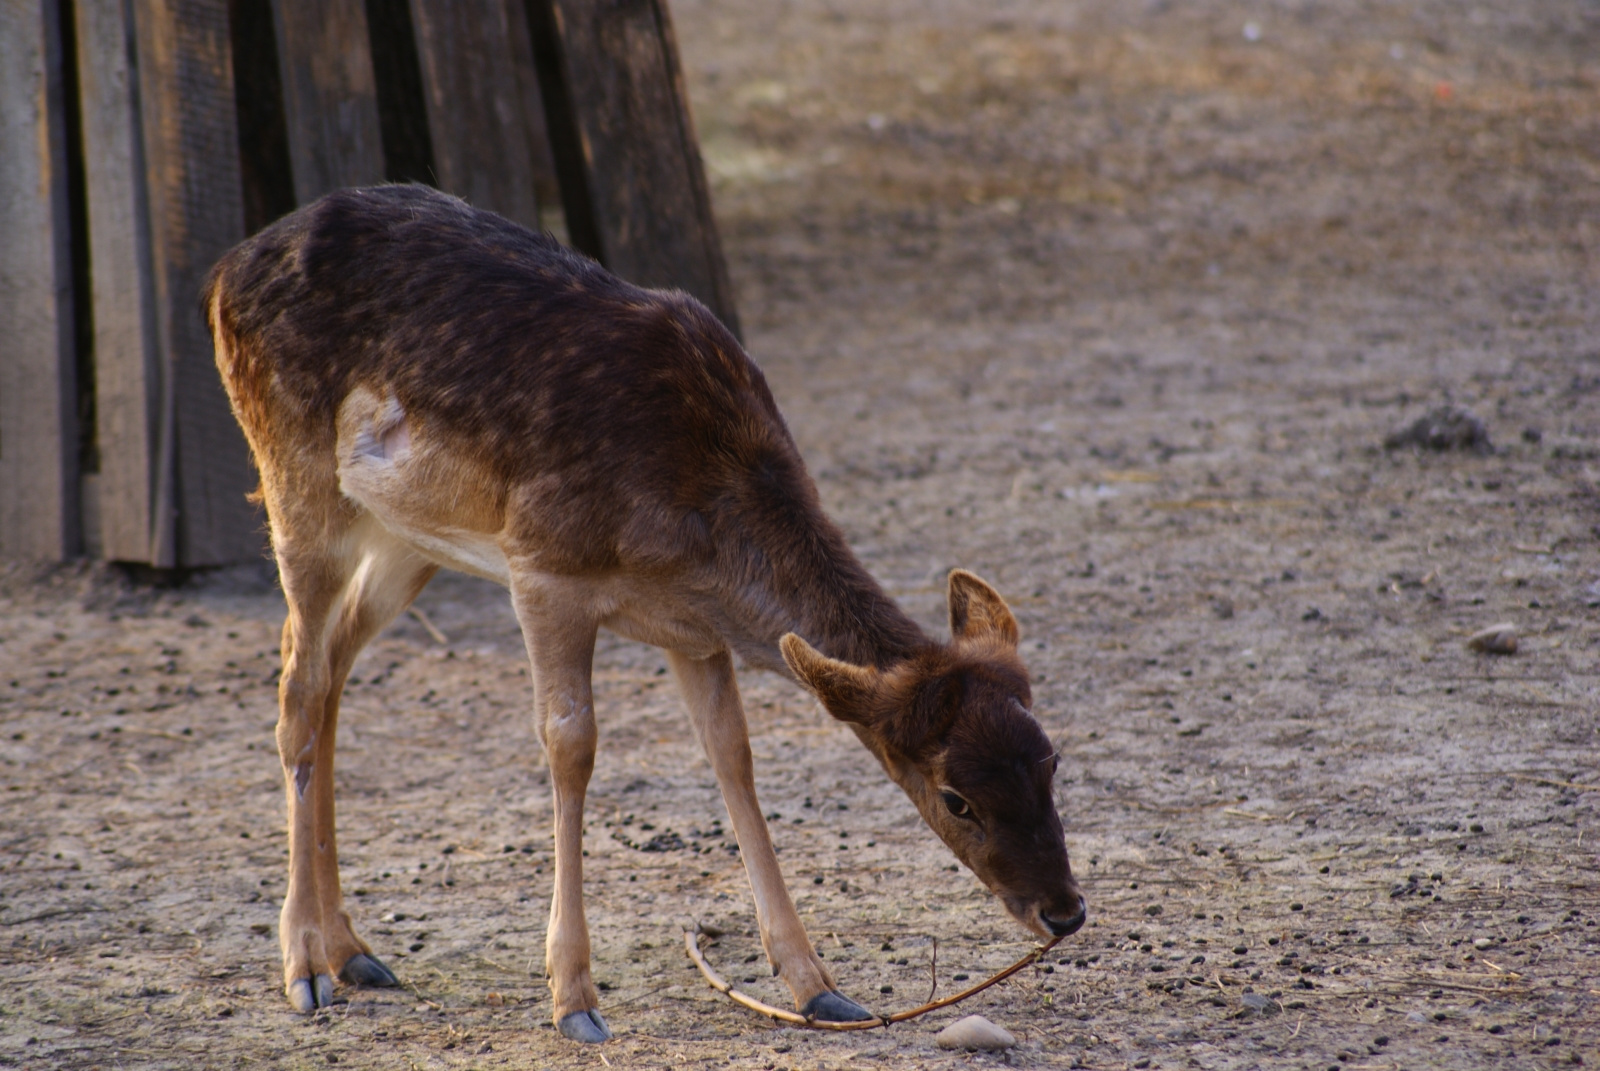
top-left (3, 1), bottom-right (1600, 1068)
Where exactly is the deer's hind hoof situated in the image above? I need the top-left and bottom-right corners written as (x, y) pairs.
top-left (287, 973), bottom-right (336, 1013)
top-left (802, 990), bottom-right (874, 1022)
top-left (340, 953), bottom-right (399, 988)
top-left (558, 1009), bottom-right (612, 1043)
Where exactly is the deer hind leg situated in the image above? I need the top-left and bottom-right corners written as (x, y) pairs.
top-left (509, 578), bottom-right (609, 1041)
top-left (667, 649), bottom-right (874, 1023)
top-left (275, 516), bottom-right (437, 1012)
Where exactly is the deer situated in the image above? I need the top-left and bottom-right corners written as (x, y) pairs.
top-left (205, 183), bottom-right (1085, 1042)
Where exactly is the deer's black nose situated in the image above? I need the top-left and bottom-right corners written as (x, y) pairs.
top-left (1042, 897), bottom-right (1087, 937)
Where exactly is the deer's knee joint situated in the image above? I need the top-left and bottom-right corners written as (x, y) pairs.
top-left (544, 726), bottom-right (597, 772)
top-left (542, 695), bottom-right (595, 741)
top-left (276, 709), bottom-right (319, 768)
top-left (540, 695), bottom-right (597, 773)
top-left (278, 667), bottom-right (331, 711)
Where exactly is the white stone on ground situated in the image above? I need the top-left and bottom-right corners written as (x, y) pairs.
top-left (1466, 623), bottom-right (1518, 654)
top-left (935, 1014), bottom-right (1016, 1050)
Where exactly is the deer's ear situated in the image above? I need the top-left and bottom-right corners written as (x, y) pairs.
top-left (947, 570), bottom-right (1020, 648)
top-left (780, 634), bottom-right (878, 722)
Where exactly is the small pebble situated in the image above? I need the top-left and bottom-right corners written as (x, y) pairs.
top-left (1466, 624), bottom-right (1517, 655)
top-left (936, 1014), bottom-right (1016, 1051)
top-left (1473, 937), bottom-right (1494, 951)
top-left (1383, 405), bottom-right (1492, 453)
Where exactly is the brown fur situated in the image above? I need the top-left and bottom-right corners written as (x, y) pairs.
top-left (205, 184), bottom-right (1083, 1034)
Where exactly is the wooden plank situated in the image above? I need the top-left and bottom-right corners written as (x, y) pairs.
top-left (0, 0), bottom-right (80, 560)
top-left (130, 0), bottom-right (260, 567)
top-left (502, 0), bottom-right (560, 213)
top-left (270, 0), bottom-right (384, 202)
top-left (364, 0), bottom-right (434, 184)
top-left (409, 0), bottom-right (540, 230)
top-left (526, 0), bottom-right (740, 339)
top-left (73, 0), bottom-right (161, 563)
top-left (229, 0), bottom-right (296, 234)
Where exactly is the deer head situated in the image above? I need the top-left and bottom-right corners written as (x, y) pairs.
top-left (781, 570), bottom-right (1086, 938)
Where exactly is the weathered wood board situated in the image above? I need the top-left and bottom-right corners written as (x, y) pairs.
top-left (501, 0), bottom-right (560, 211)
top-left (526, 0), bottom-right (740, 339)
top-left (364, 0), bottom-right (433, 185)
top-left (230, 0), bottom-right (296, 235)
top-left (271, 0), bottom-right (385, 202)
top-left (73, 0), bottom-right (161, 563)
top-left (0, 0), bottom-right (80, 560)
top-left (410, 0), bottom-right (541, 229)
top-left (129, 0), bottom-right (260, 566)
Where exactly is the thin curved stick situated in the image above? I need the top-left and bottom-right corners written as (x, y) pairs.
top-left (683, 927), bottom-right (1062, 1031)
top-left (884, 934), bottom-right (1062, 1022)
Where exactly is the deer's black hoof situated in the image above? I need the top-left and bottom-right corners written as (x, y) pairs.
top-left (340, 953), bottom-right (399, 988)
top-left (558, 1009), bottom-right (612, 1043)
top-left (802, 990), bottom-right (874, 1022)
top-left (287, 973), bottom-right (336, 1013)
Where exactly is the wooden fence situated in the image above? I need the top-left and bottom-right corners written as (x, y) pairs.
top-left (0, 0), bottom-right (737, 568)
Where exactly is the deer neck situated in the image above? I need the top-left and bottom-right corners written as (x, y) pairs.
top-left (716, 508), bottom-right (928, 675)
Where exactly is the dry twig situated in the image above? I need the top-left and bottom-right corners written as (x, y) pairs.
top-left (1510, 774), bottom-right (1600, 793)
top-left (683, 925), bottom-right (1059, 1031)
top-left (408, 606), bottom-right (450, 645)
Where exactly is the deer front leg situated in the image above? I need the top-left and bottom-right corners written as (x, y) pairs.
top-left (667, 649), bottom-right (873, 1022)
top-left (512, 584), bottom-right (609, 1042)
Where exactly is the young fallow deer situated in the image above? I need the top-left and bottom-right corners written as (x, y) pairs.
top-left (206, 185), bottom-right (1085, 1042)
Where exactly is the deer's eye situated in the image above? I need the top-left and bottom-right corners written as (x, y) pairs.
top-left (941, 791), bottom-right (972, 819)
top-left (1051, 755), bottom-right (1060, 775)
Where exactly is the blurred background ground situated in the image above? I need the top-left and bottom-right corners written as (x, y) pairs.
top-left (2, 1), bottom-right (1598, 1068)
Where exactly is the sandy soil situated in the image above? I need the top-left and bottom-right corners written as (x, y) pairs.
top-left (3, 1), bottom-right (1599, 1068)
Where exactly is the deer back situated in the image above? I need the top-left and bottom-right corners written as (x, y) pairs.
top-left (207, 185), bottom-right (910, 665)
